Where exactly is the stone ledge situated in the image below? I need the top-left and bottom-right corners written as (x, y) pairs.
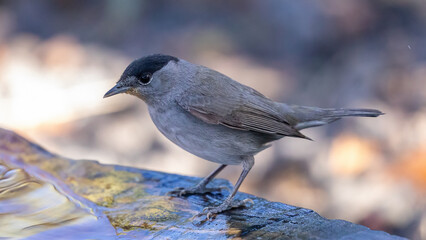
top-left (0, 128), bottom-right (405, 239)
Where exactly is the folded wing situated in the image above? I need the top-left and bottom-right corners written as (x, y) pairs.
top-left (176, 78), bottom-right (309, 139)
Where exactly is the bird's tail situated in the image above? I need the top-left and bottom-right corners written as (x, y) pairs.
top-left (284, 105), bottom-right (383, 130)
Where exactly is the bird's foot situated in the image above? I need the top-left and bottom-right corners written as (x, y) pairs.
top-left (167, 185), bottom-right (229, 197)
top-left (195, 198), bottom-right (254, 220)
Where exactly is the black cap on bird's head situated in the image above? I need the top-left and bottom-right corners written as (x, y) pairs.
top-left (104, 54), bottom-right (179, 98)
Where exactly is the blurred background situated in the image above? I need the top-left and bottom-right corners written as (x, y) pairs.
top-left (0, 0), bottom-right (425, 238)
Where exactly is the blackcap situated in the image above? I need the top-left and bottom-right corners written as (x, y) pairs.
top-left (104, 54), bottom-right (382, 219)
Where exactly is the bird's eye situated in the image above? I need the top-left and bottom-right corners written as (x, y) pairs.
top-left (139, 73), bottom-right (152, 85)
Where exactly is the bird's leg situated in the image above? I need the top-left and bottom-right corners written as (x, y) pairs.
top-left (167, 164), bottom-right (227, 196)
top-left (200, 156), bottom-right (254, 219)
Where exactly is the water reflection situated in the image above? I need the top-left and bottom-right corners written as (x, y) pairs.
top-left (0, 161), bottom-right (116, 239)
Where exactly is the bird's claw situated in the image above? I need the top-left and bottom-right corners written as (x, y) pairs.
top-left (166, 187), bottom-right (185, 197)
top-left (167, 185), bottom-right (225, 197)
top-left (194, 198), bottom-right (254, 221)
top-left (240, 198), bottom-right (254, 207)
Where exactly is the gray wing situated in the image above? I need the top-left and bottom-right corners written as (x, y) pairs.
top-left (176, 69), bottom-right (309, 139)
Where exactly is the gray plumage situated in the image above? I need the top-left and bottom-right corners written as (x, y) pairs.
top-left (104, 54), bottom-right (383, 218)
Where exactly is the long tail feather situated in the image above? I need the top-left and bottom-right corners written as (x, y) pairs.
top-left (287, 105), bottom-right (383, 130)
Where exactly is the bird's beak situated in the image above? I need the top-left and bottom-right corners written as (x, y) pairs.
top-left (103, 84), bottom-right (129, 98)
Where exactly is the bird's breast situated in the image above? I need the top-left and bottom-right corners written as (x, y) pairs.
top-left (147, 104), bottom-right (273, 165)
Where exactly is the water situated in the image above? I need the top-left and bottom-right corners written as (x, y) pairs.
top-left (0, 160), bottom-right (116, 240)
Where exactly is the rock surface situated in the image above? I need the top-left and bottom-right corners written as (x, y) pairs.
top-left (0, 128), bottom-right (405, 240)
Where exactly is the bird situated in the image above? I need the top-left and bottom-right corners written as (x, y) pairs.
top-left (104, 54), bottom-right (383, 219)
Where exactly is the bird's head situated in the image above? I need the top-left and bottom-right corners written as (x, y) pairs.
top-left (104, 54), bottom-right (180, 103)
